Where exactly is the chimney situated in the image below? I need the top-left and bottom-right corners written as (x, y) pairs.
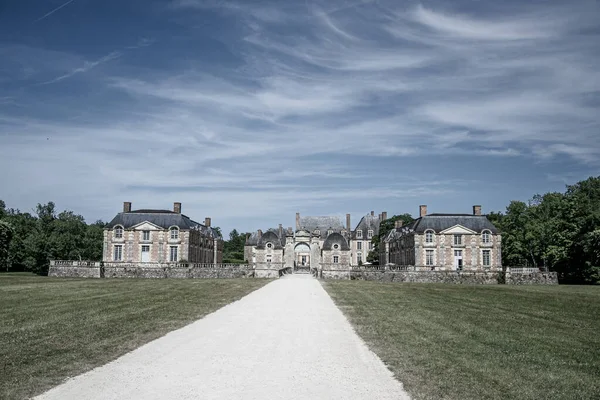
top-left (123, 202), bottom-right (132, 213)
top-left (346, 213), bottom-right (351, 232)
top-left (279, 224), bottom-right (283, 238)
top-left (257, 229), bottom-right (263, 242)
top-left (204, 217), bottom-right (211, 227)
top-left (419, 205), bottom-right (427, 217)
top-left (473, 205), bottom-right (482, 216)
top-left (395, 220), bottom-right (404, 229)
top-left (174, 202), bottom-right (182, 214)
top-left (382, 211), bottom-right (388, 221)
top-left (296, 212), bottom-right (300, 230)
top-left (371, 210), bottom-right (374, 216)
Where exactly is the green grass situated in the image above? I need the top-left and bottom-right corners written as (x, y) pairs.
top-left (322, 281), bottom-right (600, 400)
top-left (0, 274), bottom-right (271, 400)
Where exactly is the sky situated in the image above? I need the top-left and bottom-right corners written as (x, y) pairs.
top-left (0, 0), bottom-right (599, 235)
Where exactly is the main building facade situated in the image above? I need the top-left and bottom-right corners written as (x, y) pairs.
top-left (103, 202), bottom-right (223, 264)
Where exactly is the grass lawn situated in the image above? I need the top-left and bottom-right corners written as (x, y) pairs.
top-left (0, 273), bottom-right (271, 400)
top-left (322, 281), bottom-right (600, 400)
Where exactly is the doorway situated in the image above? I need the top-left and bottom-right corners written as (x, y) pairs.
top-left (141, 245), bottom-right (150, 262)
top-left (454, 250), bottom-right (463, 270)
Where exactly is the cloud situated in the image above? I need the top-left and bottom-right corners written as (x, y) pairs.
top-left (38, 51), bottom-right (122, 85)
top-left (1, 0), bottom-right (599, 233)
top-left (409, 4), bottom-right (564, 40)
top-left (34, 0), bottom-right (76, 23)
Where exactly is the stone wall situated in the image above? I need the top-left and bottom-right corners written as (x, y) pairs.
top-left (348, 270), bottom-right (501, 284)
top-left (103, 265), bottom-right (254, 279)
top-left (48, 264), bottom-right (101, 278)
top-left (506, 272), bottom-right (558, 285)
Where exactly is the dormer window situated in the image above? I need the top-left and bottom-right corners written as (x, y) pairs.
top-left (482, 230), bottom-right (491, 244)
top-left (170, 227), bottom-right (179, 240)
top-left (367, 230), bottom-right (373, 239)
top-left (333, 244), bottom-right (339, 250)
top-left (114, 226), bottom-right (123, 239)
top-left (454, 234), bottom-right (462, 246)
top-left (425, 230), bottom-right (434, 243)
top-left (327, 230), bottom-right (333, 236)
top-left (314, 230), bottom-right (320, 236)
top-left (357, 230), bottom-right (363, 238)
top-left (266, 242), bottom-right (273, 249)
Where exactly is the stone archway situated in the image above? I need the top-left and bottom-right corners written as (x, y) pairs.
top-left (294, 243), bottom-right (311, 273)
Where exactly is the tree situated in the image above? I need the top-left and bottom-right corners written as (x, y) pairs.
top-left (0, 220), bottom-right (14, 271)
top-left (368, 214), bottom-right (414, 264)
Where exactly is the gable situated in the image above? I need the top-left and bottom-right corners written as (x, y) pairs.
top-left (439, 225), bottom-right (477, 235)
top-left (130, 221), bottom-right (164, 231)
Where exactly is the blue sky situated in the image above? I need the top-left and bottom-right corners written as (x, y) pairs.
top-left (1, 0), bottom-right (599, 235)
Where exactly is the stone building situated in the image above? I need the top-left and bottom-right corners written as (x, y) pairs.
top-left (245, 211), bottom-right (385, 271)
top-left (380, 205), bottom-right (501, 271)
top-left (103, 202), bottom-right (223, 264)
top-left (351, 211), bottom-right (385, 265)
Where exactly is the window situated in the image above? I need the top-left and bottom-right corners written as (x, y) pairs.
top-left (266, 242), bottom-right (272, 249)
top-left (357, 253), bottom-right (362, 263)
top-left (454, 234), bottom-right (462, 246)
top-left (483, 250), bottom-right (491, 266)
top-left (170, 227), bottom-right (179, 240)
top-left (113, 245), bottom-right (123, 261)
top-left (425, 230), bottom-right (434, 243)
top-left (266, 256), bottom-right (272, 263)
top-left (114, 226), bottom-right (123, 239)
top-left (169, 246), bottom-right (178, 262)
top-left (367, 230), bottom-right (374, 239)
top-left (357, 241), bottom-right (362, 250)
top-left (482, 230), bottom-right (491, 244)
top-left (369, 242), bottom-right (373, 250)
top-left (333, 255), bottom-right (339, 264)
top-left (426, 250), bottom-right (434, 266)
top-left (356, 230), bottom-right (363, 238)
top-left (314, 230), bottom-right (320, 236)
top-left (142, 230), bottom-right (150, 241)
top-left (333, 244), bottom-right (339, 250)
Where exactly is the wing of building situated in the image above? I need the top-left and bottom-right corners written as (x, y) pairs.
top-left (244, 211), bottom-right (388, 271)
top-left (380, 205), bottom-right (501, 271)
top-left (103, 202), bottom-right (223, 264)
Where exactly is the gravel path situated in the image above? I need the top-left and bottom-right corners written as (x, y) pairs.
top-left (35, 275), bottom-right (410, 400)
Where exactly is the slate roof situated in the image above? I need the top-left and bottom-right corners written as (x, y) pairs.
top-left (107, 211), bottom-right (222, 239)
top-left (298, 216), bottom-right (345, 239)
top-left (322, 233), bottom-right (351, 251)
top-left (352, 214), bottom-right (381, 239)
top-left (245, 228), bottom-right (285, 247)
top-left (383, 214), bottom-right (499, 241)
top-left (412, 214), bottom-right (499, 234)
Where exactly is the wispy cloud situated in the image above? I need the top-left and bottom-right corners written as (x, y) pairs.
top-left (34, 0), bottom-right (76, 23)
top-left (38, 51), bottom-right (122, 85)
top-left (1, 0), bottom-right (599, 232)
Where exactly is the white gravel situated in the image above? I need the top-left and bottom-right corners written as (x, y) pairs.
top-left (35, 275), bottom-right (410, 400)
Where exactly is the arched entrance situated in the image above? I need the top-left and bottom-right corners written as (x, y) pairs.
top-left (294, 243), bottom-right (311, 273)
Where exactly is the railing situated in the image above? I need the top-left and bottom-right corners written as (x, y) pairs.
top-left (50, 260), bottom-right (101, 267)
top-left (99, 262), bottom-right (252, 269)
top-left (509, 267), bottom-right (542, 274)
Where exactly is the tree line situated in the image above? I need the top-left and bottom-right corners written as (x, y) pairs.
top-left (0, 201), bottom-right (105, 275)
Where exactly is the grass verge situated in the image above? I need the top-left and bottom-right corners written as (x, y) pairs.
top-left (0, 274), bottom-right (271, 400)
top-left (322, 281), bottom-right (600, 400)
